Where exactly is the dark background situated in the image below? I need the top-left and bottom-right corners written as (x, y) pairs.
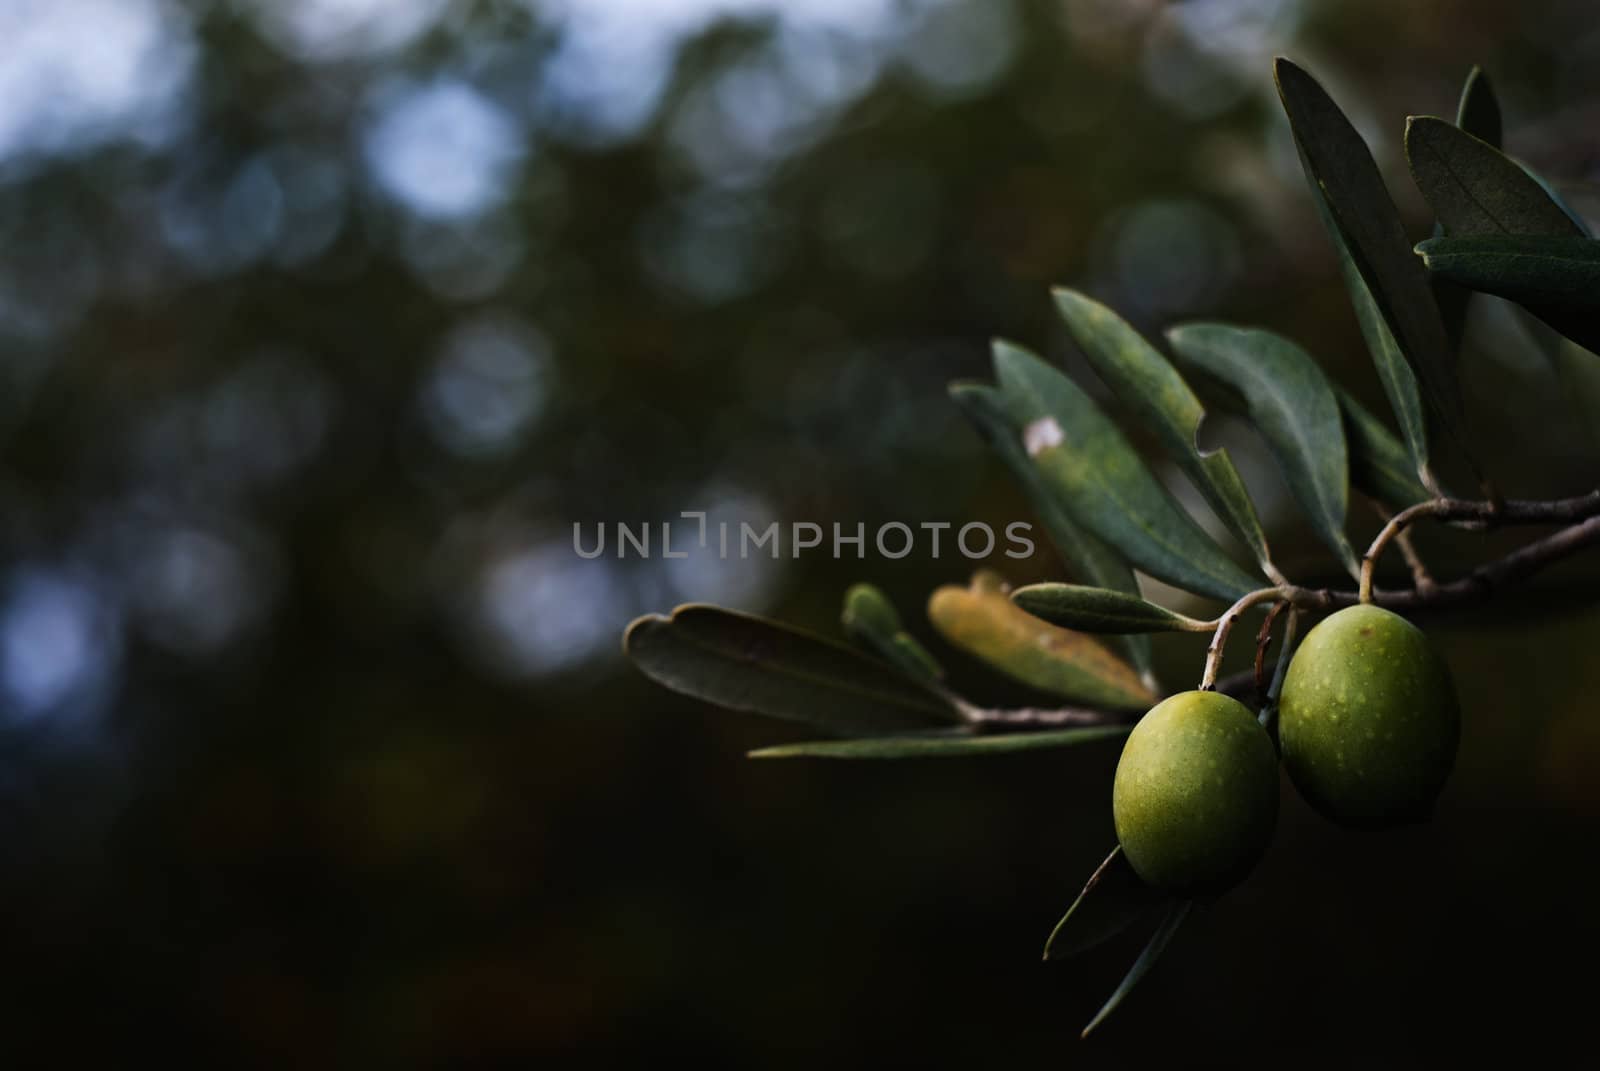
top-left (2, 0), bottom-right (1598, 1064)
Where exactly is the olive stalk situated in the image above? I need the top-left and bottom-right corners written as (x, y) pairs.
top-left (1199, 587), bottom-right (1288, 691)
top-left (1257, 607), bottom-right (1300, 730)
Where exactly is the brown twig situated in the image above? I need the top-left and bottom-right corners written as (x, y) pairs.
top-left (1336, 512), bottom-right (1600, 612)
top-left (1199, 587), bottom-right (1284, 690)
top-left (1365, 494), bottom-right (1436, 593)
top-left (1393, 528), bottom-right (1436, 593)
top-left (1253, 599), bottom-right (1290, 705)
top-left (1359, 491), bottom-right (1600, 602)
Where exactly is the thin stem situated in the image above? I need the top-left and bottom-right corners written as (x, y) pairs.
top-left (1258, 607), bottom-right (1300, 729)
top-left (1337, 512), bottom-right (1600, 612)
top-left (1359, 490), bottom-right (1600, 602)
top-left (1419, 462), bottom-right (1445, 499)
top-left (1393, 528), bottom-right (1436, 593)
top-left (1360, 499), bottom-right (1449, 602)
top-left (1253, 599), bottom-right (1289, 703)
top-left (1365, 494), bottom-right (1436, 592)
top-left (1199, 587), bottom-right (1284, 691)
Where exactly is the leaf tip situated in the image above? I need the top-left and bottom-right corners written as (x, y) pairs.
top-left (989, 337), bottom-right (1031, 378)
top-left (1404, 113), bottom-right (1449, 139)
top-left (1161, 322), bottom-right (1198, 349)
top-left (621, 612), bottom-right (671, 653)
top-left (1271, 55), bottom-right (1303, 89)
top-left (1049, 286), bottom-right (1099, 324)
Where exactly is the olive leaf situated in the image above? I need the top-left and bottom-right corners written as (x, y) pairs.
top-left (1406, 117), bottom-right (1599, 351)
top-left (1405, 116), bottom-right (1582, 237)
top-left (1415, 236), bottom-right (1600, 354)
top-left (1433, 66), bottom-right (1503, 348)
top-left (927, 571), bottom-right (1157, 710)
top-left (1449, 64), bottom-right (1589, 235)
top-left (1335, 388), bottom-right (1432, 510)
top-left (1444, 67), bottom-right (1590, 237)
top-left (1420, 233), bottom-right (1600, 350)
top-left (1081, 899), bottom-right (1194, 1038)
top-left (748, 725), bottom-right (1130, 761)
top-left (948, 382), bottom-right (1153, 675)
top-left (990, 342), bottom-right (1260, 601)
top-left (625, 604), bottom-right (960, 735)
top-left (1167, 324), bottom-right (1360, 576)
top-left (841, 583), bottom-right (944, 683)
top-left (1311, 183), bottom-right (1432, 485)
top-left (1051, 289), bottom-right (1275, 578)
top-left (1276, 57), bottom-right (1469, 479)
top-left (1010, 584), bottom-right (1207, 635)
top-left (1454, 65), bottom-right (1501, 149)
top-left (1043, 845), bottom-right (1168, 961)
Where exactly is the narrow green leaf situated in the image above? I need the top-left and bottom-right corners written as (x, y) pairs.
top-left (625, 604), bottom-right (960, 734)
top-left (1051, 289), bottom-right (1274, 577)
top-left (1414, 238), bottom-right (1600, 308)
top-left (1334, 388), bottom-right (1432, 510)
top-left (1276, 58), bottom-right (1471, 476)
top-left (990, 342), bottom-right (1260, 601)
top-left (948, 382), bottom-right (1153, 674)
top-left (1311, 183), bottom-right (1432, 483)
top-left (1167, 324), bottom-right (1359, 575)
top-left (1455, 66), bottom-right (1501, 148)
top-left (841, 583), bottom-right (944, 682)
top-left (1044, 846), bottom-right (1167, 960)
top-left (927, 572), bottom-right (1157, 709)
top-left (1406, 111), bottom-right (1597, 355)
top-left (1416, 235), bottom-right (1600, 352)
top-left (1440, 66), bottom-right (1591, 236)
top-left (1405, 116), bottom-right (1582, 238)
top-left (1081, 899), bottom-right (1193, 1038)
top-left (1433, 66), bottom-right (1503, 349)
top-left (1011, 584), bottom-right (1205, 635)
top-left (749, 725), bottom-right (1130, 760)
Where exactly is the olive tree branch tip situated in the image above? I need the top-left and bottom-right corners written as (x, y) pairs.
top-left (978, 491), bottom-right (1600, 732)
top-left (1360, 490), bottom-right (1600, 604)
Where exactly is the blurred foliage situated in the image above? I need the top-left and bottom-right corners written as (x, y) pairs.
top-left (2, 0), bottom-right (1600, 1062)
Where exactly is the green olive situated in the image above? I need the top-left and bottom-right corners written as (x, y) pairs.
top-left (1112, 690), bottom-right (1279, 894)
top-left (1278, 604), bottom-right (1459, 828)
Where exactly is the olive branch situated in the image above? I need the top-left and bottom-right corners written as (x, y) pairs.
top-left (623, 58), bottom-right (1600, 1036)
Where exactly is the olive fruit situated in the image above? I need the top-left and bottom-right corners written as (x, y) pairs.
top-left (1112, 691), bottom-right (1279, 894)
top-left (1278, 604), bottom-right (1459, 828)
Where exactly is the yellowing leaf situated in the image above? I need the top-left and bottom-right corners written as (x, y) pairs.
top-left (927, 573), bottom-right (1156, 710)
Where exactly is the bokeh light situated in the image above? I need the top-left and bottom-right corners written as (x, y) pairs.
top-left (0, 0), bottom-right (195, 166)
top-left (365, 80), bottom-right (526, 220)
